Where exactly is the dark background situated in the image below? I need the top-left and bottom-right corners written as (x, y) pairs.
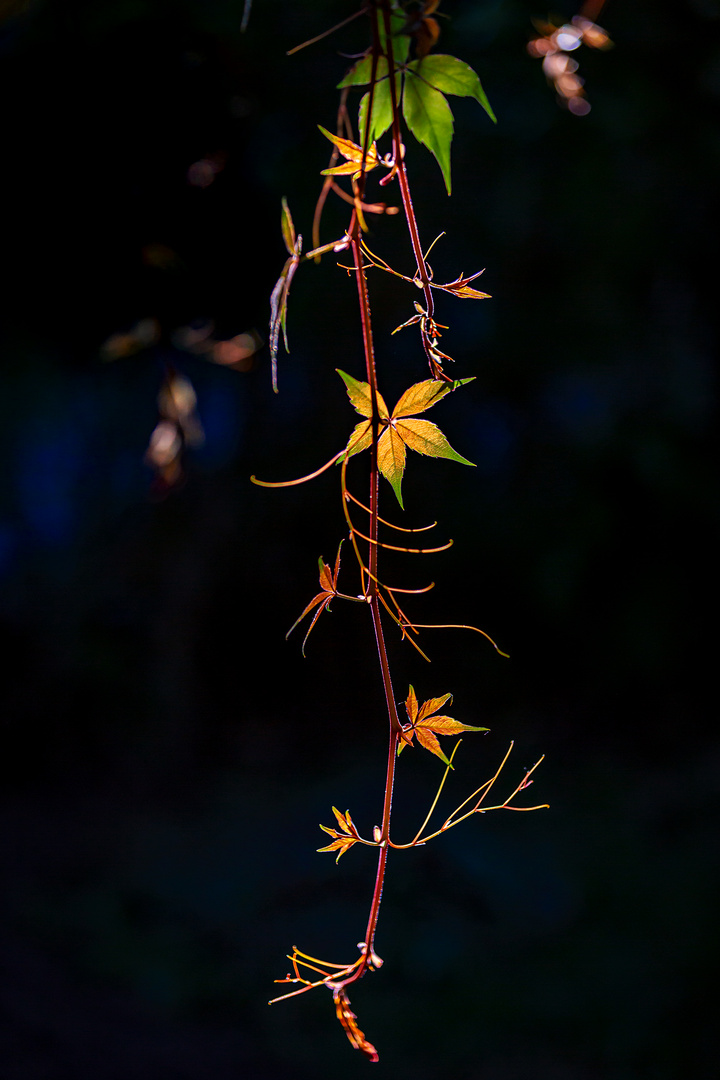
top-left (1, 1), bottom-right (717, 1077)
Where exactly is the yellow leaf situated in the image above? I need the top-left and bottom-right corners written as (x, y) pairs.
top-left (318, 125), bottom-right (380, 178)
top-left (321, 161), bottom-right (368, 177)
top-left (392, 379), bottom-right (455, 418)
top-left (451, 284), bottom-right (491, 299)
top-left (396, 418), bottom-right (475, 466)
top-left (337, 369), bottom-right (389, 419)
top-left (345, 419), bottom-right (374, 458)
top-left (377, 426), bottom-right (407, 508)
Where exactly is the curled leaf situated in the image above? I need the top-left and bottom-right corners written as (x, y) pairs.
top-left (434, 270), bottom-right (491, 300)
top-left (269, 199), bottom-right (303, 392)
top-left (280, 197), bottom-right (297, 255)
top-left (333, 988), bottom-right (379, 1061)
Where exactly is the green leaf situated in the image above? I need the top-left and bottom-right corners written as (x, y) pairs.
top-left (337, 369), bottom-right (389, 419)
top-left (402, 73), bottom-right (455, 195)
top-left (376, 7), bottom-right (410, 67)
top-left (340, 7), bottom-right (409, 87)
top-left (338, 53), bottom-right (386, 88)
top-left (395, 419), bottom-right (476, 466)
top-left (408, 55), bottom-right (496, 123)
top-left (358, 70), bottom-right (401, 148)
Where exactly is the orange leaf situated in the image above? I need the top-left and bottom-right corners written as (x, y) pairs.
top-left (417, 691), bottom-right (453, 721)
top-left (331, 806), bottom-right (353, 835)
top-left (316, 834), bottom-right (357, 863)
top-left (285, 592), bottom-right (327, 638)
top-left (318, 556), bottom-right (334, 593)
top-left (416, 716), bottom-right (488, 735)
top-left (286, 542), bottom-right (342, 655)
top-left (415, 726), bottom-right (450, 764)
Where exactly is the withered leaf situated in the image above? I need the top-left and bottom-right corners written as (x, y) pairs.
top-left (333, 988), bottom-right (379, 1062)
top-left (434, 270), bottom-right (491, 300)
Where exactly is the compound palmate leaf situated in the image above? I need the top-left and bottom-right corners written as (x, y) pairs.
top-left (399, 685), bottom-right (488, 765)
top-left (317, 806), bottom-right (359, 863)
top-left (338, 372), bottom-right (475, 508)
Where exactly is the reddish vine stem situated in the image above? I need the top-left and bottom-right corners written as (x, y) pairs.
top-left (379, 1), bottom-right (446, 379)
top-left (339, 224), bottom-right (402, 988)
top-left (335, 7), bottom-right (406, 980)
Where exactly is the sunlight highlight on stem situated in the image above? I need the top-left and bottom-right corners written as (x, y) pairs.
top-left (250, 450), bottom-right (345, 487)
